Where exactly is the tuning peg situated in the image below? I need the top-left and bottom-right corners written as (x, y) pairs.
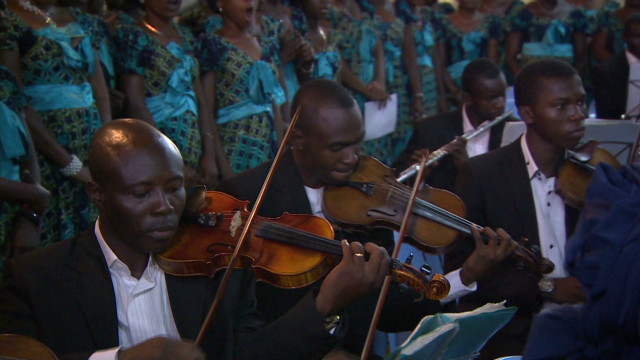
top-left (404, 253), bottom-right (414, 265)
top-left (420, 264), bottom-right (432, 276)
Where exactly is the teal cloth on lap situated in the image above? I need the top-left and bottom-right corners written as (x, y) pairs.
top-left (0, 101), bottom-right (29, 181)
top-left (35, 24), bottom-right (96, 75)
top-left (146, 42), bottom-right (198, 126)
top-left (217, 60), bottom-right (286, 125)
top-left (24, 82), bottom-right (94, 111)
top-left (387, 303), bottom-right (517, 360)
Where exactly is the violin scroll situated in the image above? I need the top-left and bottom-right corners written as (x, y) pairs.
top-left (391, 259), bottom-right (451, 301)
top-left (557, 140), bottom-right (622, 209)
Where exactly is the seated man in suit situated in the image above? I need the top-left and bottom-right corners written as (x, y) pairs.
top-left (0, 119), bottom-right (393, 360)
top-left (445, 59), bottom-right (589, 359)
top-left (592, 14), bottom-right (640, 120)
top-left (523, 162), bottom-right (640, 359)
top-left (217, 79), bottom-right (516, 358)
top-left (393, 58), bottom-right (517, 191)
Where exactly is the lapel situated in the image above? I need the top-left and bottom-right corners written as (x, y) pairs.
top-left (166, 274), bottom-right (212, 342)
top-left (449, 109), bottom-right (464, 137)
top-left (265, 150), bottom-right (313, 216)
top-left (67, 231), bottom-right (119, 348)
top-left (618, 53), bottom-right (630, 110)
top-left (499, 140), bottom-right (541, 246)
top-left (488, 115), bottom-right (513, 150)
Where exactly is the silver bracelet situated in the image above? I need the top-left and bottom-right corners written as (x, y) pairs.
top-left (60, 154), bottom-right (83, 177)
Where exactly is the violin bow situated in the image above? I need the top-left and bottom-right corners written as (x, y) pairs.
top-left (195, 107), bottom-right (302, 345)
top-left (360, 153), bottom-right (431, 360)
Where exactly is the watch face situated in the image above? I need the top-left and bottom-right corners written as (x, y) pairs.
top-left (539, 277), bottom-right (555, 292)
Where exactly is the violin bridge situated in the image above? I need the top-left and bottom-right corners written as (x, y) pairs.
top-left (347, 181), bottom-right (375, 196)
top-left (230, 210), bottom-right (242, 237)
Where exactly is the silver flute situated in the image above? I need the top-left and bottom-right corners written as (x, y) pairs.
top-left (396, 111), bottom-right (514, 183)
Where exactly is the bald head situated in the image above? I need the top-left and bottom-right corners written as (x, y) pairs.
top-left (291, 79), bottom-right (359, 134)
top-left (89, 119), bottom-right (183, 186)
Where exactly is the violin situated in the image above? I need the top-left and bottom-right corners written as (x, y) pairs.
top-left (0, 334), bottom-right (58, 360)
top-left (158, 190), bottom-right (450, 301)
top-left (557, 140), bottom-right (621, 209)
top-left (323, 155), bottom-right (555, 275)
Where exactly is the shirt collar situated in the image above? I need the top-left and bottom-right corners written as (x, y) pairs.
top-left (462, 104), bottom-right (473, 134)
top-left (462, 104), bottom-right (489, 134)
top-left (626, 49), bottom-right (640, 66)
top-left (520, 133), bottom-right (542, 180)
top-left (95, 218), bottom-right (153, 271)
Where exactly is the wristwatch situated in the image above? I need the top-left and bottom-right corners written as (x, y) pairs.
top-left (538, 277), bottom-right (555, 300)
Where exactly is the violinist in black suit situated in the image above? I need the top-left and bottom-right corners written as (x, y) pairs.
top-left (393, 58), bottom-right (515, 191)
top-left (218, 79), bottom-right (516, 358)
top-left (445, 60), bottom-right (588, 359)
top-left (0, 119), bottom-right (393, 360)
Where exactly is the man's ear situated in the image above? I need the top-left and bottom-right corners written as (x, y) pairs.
top-left (519, 105), bottom-right (534, 125)
top-left (85, 181), bottom-right (104, 208)
top-left (290, 128), bottom-right (305, 151)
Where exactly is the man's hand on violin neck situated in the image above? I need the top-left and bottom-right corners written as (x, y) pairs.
top-left (315, 240), bottom-right (391, 317)
top-left (460, 227), bottom-right (516, 286)
top-left (117, 337), bottom-right (206, 360)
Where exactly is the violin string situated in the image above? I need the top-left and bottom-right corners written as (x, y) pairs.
top-left (250, 222), bottom-right (413, 271)
top-left (380, 184), bottom-right (476, 231)
top-left (381, 185), bottom-right (533, 255)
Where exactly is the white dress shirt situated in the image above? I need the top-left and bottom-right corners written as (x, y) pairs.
top-left (89, 219), bottom-right (180, 360)
top-left (520, 135), bottom-right (568, 279)
top-left (304, 186), bottom-right (476, 304)
top-left (626, 50), bottom-right (640, 120)
top-left (462, 105), bottom-right (491, 158)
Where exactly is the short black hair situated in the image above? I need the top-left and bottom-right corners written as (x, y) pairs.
top-left (461, 58), bottom-right (502, 94)
top-left (291, 79), bottom-right (358, 132)
top-left (514, 59), bottom-right (578, 107)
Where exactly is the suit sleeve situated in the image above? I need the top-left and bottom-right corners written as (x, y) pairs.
top-left (234, 270), bottom-right (339, 360)
top-left (444, 160), bottom-right (485, 273)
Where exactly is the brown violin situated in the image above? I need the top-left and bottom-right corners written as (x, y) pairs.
top-left (557, 140), bottom-right (622, 209)
top-left (323, 155), bottom-right (555, 275)
top-left (159, 190), bottom-right (450, 301)
top-left (0, 334), bottom-right (58, 360)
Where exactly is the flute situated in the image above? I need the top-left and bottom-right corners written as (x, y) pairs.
top-left (395, 111), bottom-right (513, 183)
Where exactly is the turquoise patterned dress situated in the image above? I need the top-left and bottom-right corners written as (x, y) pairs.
top-left (292, 8), bottom-right (342, 83)
top-left (114, 23), bottom-right (202, 171)
top-left (0, 65), bottom-right (31, 269)
top-left (198, 32), bottom-right (286, 173)
top-left (441, 13), bottom-right (503, 85)
top-left (505, 5), bottom-right (589, 66)
top-left (362, 14), bottom-right (412, 166)
top-left (414, 6), bottom-right (446, 117)
top-left (1, 11), bottom-right (103, 245)
top-left (329, 7), bottom-right (379, 109)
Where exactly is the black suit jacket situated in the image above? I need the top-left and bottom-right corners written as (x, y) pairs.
top-left (217, 150), bottom-right (443, 356)
top-left (393, 109), bottom-right (509, 191)
top-left (444, 139), bottom-right (580, 359)
top-left (0, 230), bottom-right (339, 360)
top-left (593, 51), bottom-right (629, 120)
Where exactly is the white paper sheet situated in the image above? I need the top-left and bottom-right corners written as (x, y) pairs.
top-left (364, 93), bottom-right (398, 141)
